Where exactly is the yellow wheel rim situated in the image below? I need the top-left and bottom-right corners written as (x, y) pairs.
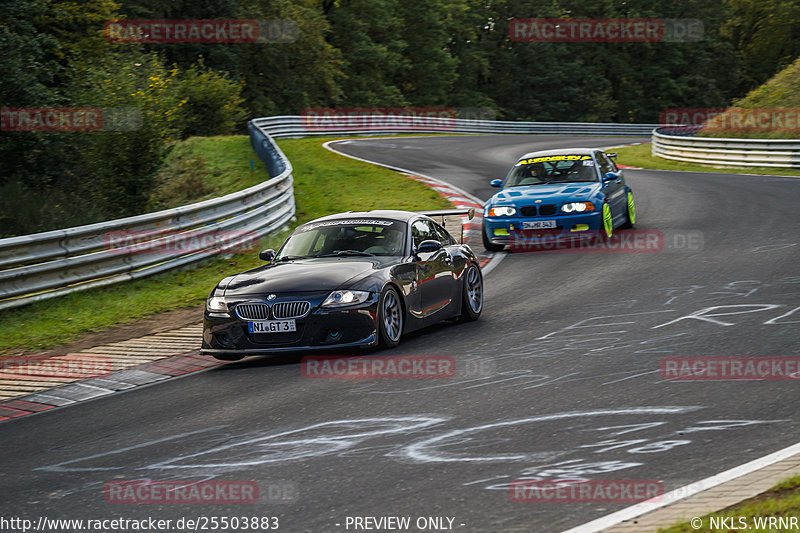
top-left (603, 203), bottom-right (613, 238)
top-left (627, 192), bottom-right (636, 225)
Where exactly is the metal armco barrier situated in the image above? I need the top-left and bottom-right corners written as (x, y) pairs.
top-left (0, 120), bottom-right (295, 310)
top-left (0, 114), bottom-right (659, 310)
top-left (652, 127), bottom-right (800, 168)
top-left (252, 115), bottom-right (658, 138)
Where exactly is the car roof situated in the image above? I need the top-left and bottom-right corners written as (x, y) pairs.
top-left (307, 210), bottom-right (421, 224)
top-left (515, 147), bottom-right (599, 161)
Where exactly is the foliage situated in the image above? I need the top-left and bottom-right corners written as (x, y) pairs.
top-left (174, 61), bottom-right (248, 138)
top-left (721, 0), bottom-right (800, 94)
top-left (698, 57), bottom-right (800, 138)
top-left (659, 475), bottom-right (800, 532)
top-left (1, 0), bottom-right (799, 235)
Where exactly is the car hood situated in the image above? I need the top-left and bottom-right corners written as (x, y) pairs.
top-left (488, 182), bottom-right (601, 204)
top-left (222, 257), bottom-right (395, 295)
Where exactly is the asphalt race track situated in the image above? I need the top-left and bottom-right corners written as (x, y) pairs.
top-left (1, 134), bottom-right (799, 532)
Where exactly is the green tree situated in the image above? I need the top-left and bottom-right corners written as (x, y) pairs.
top-left (70, 51), bottom-right (186, 217)
top-left (324, 0), bottom-right (408, 107)
top-left (238, 0), bottom-right (343, 115)
top-left (113, 0), bottom-right (244, 77)
top-left (722, 0), bottom-right (800, 94)
top-left (395, 0), bottom-right (458, 106)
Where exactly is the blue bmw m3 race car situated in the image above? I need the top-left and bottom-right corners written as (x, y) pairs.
top-left (482, 148), bottom-right (635, 251)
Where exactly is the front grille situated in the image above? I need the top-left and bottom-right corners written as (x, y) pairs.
top-left (539, 204), bottom-right (557, 216)
top-left (520, 205), bottom-right (537, 216)
top-left (272, 301), bottom-right (311, 319)
top-left (235, 304), bottom-right (270, 320)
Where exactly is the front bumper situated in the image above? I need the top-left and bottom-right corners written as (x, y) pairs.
top-left (201, 293), bottom-right (381, 357)
top-left (201, 333), bottom-right (378, 356)
top-left (483, 211), bottom-right (602, 245)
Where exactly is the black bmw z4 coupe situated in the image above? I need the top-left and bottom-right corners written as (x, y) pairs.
top-left (201, 209), bottom-right (484, 360)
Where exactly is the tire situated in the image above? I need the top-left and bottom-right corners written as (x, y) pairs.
top-left (620, 190), bottom-right (635, 229)
top-left (482, 222), bottom-right (505, 252)
top-left (601, 202), bottom-right (614, 240)
top-left (378, 286), bottom-right (403, 348)
top-left (459, 263), bottom-right (483, 322)
top-left (212, 353), bottom-right (245, 361)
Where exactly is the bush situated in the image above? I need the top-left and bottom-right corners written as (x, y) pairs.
top-left (148, 145), bottom-right (215, 210)
top-left (175, 61), bottom-right (247, 138)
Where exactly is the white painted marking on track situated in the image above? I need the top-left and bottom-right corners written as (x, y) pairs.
top-left (36, 426), bottom-right (226, 472)
top-left (560, 439), bottom-right (800, 533)
top-left (144, 417), bottom-right (446, 470)
top-left (401, 407), bottom-right (700, 464)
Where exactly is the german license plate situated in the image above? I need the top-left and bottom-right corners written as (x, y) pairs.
top-left (248, 320), bottom-right (296, 333)
top-left (523, 220), bottom-right (557, 229)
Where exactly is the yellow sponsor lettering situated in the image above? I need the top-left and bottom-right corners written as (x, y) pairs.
top-left (516, 154), bottom-right (592, 165)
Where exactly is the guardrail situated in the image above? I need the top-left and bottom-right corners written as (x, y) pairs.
top-left (0, 121), bottom-right (295, 311)
top-left (652, 127), bottom-right (800, 168)
top-left (252, 115), bottom-right (658, 138)
top-left (0, 114), bottom-right (657, 311)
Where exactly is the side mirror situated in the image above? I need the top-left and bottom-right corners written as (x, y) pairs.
top-left (259, 249), bottom-right (276, 262)
top-left (603, 172), bottom-right (620, 182)
top-left (490, 179), bottom-right (503, 188)
top-left (415, 240), bottom-right (443, 255)
top-left (606, 152), bottom-right (617, 159)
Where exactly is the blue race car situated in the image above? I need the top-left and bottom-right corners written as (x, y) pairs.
top-left (482, 148), bottom-right (635, 251)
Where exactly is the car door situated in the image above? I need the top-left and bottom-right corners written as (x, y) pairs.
top-left (410, 218), bottom-right (458, 318)
top-left (596, 151), bottom-right (626, 221)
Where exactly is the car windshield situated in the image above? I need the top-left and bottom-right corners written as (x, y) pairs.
top-left (276, 219), bottom-right (406, 259)
top-left (504, 154), bottom-right (599, 187)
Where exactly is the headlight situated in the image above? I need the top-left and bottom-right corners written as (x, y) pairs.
top-left (487, 206), bottom-right (516, 217)
top-left (561, 202), bottom-right (595, 213)
top-left (206, 295), bottom-right (228, 313)
top-left (322, 290), bottom-right (371, 307)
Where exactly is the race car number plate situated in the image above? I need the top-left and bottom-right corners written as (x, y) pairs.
top-left (248, 320), bottom-right (296, 333)
top-left (522, 220), bottom-right (556, 229)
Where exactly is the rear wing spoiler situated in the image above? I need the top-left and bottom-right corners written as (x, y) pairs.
top-left (419, 208), bottom-right (475, 221)
top-left (418, 208), bottom-right (476, 244)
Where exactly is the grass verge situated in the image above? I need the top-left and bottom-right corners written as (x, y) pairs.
top-left (148, 136), bottom-right (274, 210)
top-left (613, 143), bottom-right (800, 177)
top-left (0, 136), bottom-right (451, 355)
top-left (660, 474), bottom-right (800, 532)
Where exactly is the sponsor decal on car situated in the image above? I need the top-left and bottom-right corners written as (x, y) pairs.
top-left (299, 219), bottom-right (396, 232)
top-left (516, 155), bottom-right (592, 165)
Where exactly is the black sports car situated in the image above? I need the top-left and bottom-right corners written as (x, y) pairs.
top-left (201, 209), bottom-right (483, 360)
